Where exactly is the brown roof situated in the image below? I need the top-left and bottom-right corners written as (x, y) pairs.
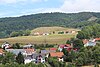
top-left (50, 52), bottom-right (64, 57)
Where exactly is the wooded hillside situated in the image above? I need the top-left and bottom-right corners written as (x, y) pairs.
top-left (0, 12), bottom-right (100, 38)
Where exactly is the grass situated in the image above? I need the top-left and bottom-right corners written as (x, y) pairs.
top-left (31, 26), bottom-right (80, 35)
top-left (0, 34), bottom-right (76, 45)
top-left (0, 27), bottom-right (79, 45)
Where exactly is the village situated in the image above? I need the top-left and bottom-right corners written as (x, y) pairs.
top-left (0, 37), bottom-right (99, 65)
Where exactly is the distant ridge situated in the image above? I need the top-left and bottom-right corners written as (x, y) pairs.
top-left (0, 12), bottom-right (100, 38)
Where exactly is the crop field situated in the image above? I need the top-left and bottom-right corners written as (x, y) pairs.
top-left (0, 34), bottom-right (76, 45)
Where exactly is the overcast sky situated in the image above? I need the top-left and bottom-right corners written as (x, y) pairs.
top-left (0, 0), bottom-right (100, 17)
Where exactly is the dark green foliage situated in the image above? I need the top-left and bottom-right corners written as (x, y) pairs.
top-left (12, 43), bottom-right (21, 49)
top-left (16, 52), bottom-right (24, 64)
top-left (66, 63), bottom-right (76, 67)
top-left (0, 12), bottom-right (100, 38)
top-left (58, 31), bottom-right (64, 34)
top-left (10, 30), bottom-right (31, 37)
top-left (62, 48), bottom-right (68, 56)
top-left (48, 57), bottom-right (67, 67)
top-left (73, 39), bottom-right (84, 49)
top-left (2, 52), bottom-right (15, 64)
top-left (34, 44), bottom-right (54, 49)
top-left (77, 24), bottom-right (100, 39)
top-left (66, 40), bottom-right (71, 44)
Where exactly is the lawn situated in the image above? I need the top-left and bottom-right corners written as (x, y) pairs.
top-left (0, 34), bottom-right (76, 45)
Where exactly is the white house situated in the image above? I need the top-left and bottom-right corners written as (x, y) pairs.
top-left (2, 42), bottom-right (11, 49)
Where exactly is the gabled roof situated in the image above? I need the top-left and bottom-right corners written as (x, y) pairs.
top-left (50, 52), bottom-right (64, 57)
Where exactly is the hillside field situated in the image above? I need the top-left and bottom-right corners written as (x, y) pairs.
top-left (0, 34), bottom-right (76, 45)
top-left (31, 26), bottom-right (80, 35)
top-left (0, 27), bottom-right (79, 45)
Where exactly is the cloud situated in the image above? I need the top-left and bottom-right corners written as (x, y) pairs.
top-left (24, 0), bottom-right (100, 14)
top-left (0, 0), bottom-right (28, 4)
top-left (60, 0), bottom-right (100, 13)
top-left (0, 0), bottom-right (100, 18)
top-left (0, 0), bottom-right (48, 4)
top-left (31, 0), bottom-right (48, 3)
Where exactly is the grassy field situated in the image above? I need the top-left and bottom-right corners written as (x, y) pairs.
top-left (0, 27), bottom-right (79, 45)
top-left (31, 26), bottom-right (80, 35)
top-left (0, 34), bottom-right (76, 45)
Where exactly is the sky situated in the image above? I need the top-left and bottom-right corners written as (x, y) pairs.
top-left (0, 0), bottom-right (100, 18)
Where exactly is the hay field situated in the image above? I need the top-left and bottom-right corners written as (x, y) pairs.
top-left (0, 34), bottom-right (75, 45)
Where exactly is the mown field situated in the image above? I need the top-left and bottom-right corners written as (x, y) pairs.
top-left (31, 26), bottom-right (80, 35)
top-left (0, 34), bottom-right (76, 45)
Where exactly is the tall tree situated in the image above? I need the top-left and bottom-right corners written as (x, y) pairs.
top-left (16, 52), bottom-right (24, 64)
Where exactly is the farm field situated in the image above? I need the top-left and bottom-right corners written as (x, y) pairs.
top-left (31, 26), bottom-right (80, 35)
top-left (0, 34), bottom-right (76, 45)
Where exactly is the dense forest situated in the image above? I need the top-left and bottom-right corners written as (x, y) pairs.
top-left (0, 12), bottom-right (100, 38)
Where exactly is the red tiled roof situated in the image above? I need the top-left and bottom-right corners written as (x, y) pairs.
top-left (95, 38), bottom-right (100, 41)
top-left (50, 52), bottom-right (64, 57)
top-left (49, 48), bottom-right (57, 51)
top-left (59, 44), bottom-right (71, 48)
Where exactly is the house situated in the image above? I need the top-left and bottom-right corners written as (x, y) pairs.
top-left (6, 48), bottom-right (35, 56)
top-left (83, 39), bottom-right (96, 47)
top-left (24, 49), bottom-right (35, 56)
top-left (58, 44), bottom-right (72, 52)
top-left (0, 49), bottom-right (4, 55)
top-left (2, 42), bottom-right (12, 49)
top-left (41, 50), bottom-right (56, 58)
top-left (24, 55), bottom-right (35, 64)
top-left (84, 41), bottom-right (96, 47)
top-left (24, 53), bottom-right (45, 64)
top-left (49, 52), bottom-right (64, 62)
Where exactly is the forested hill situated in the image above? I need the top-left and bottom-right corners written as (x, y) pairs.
top-left (0, 12), bottom-right (100, 38)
